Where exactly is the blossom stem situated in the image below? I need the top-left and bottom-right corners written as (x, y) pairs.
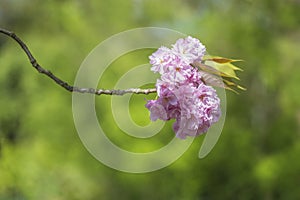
top-left (0, 28), bottom-right (157, 96)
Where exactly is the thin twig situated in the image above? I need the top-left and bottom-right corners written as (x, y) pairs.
top-left (0, 28), bottom-right (157, 95)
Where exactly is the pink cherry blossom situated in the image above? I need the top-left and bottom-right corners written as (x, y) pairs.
top-left (172, 36), bottom-right (206, 64)
top-left (146, 36), bottom-right (221, 139)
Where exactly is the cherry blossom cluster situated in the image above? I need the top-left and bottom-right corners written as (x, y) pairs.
top-left (146, 36), bottom-right (221, 139)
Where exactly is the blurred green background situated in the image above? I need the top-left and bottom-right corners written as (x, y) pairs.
top-left (0, 0), bottom-right (299, 199)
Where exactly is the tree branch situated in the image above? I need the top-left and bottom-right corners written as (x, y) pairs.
top-left (0, 28), bottom-right (157, 95)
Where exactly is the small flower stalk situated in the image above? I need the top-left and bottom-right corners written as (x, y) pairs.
top-left (146, 36), bottom-right (244, 139)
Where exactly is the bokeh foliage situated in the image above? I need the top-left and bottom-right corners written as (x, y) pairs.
top-left (0, 0), bottom-right (299, 199)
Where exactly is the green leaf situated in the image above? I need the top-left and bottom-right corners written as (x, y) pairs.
top-left (223, 78), bottom-right (247, 91)
top-left (203, 55), bottom-right (243, 64)
top-left (204, 61), bottom-right (240, 80)
top-left (192, 55), bottom-right (246, 93)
